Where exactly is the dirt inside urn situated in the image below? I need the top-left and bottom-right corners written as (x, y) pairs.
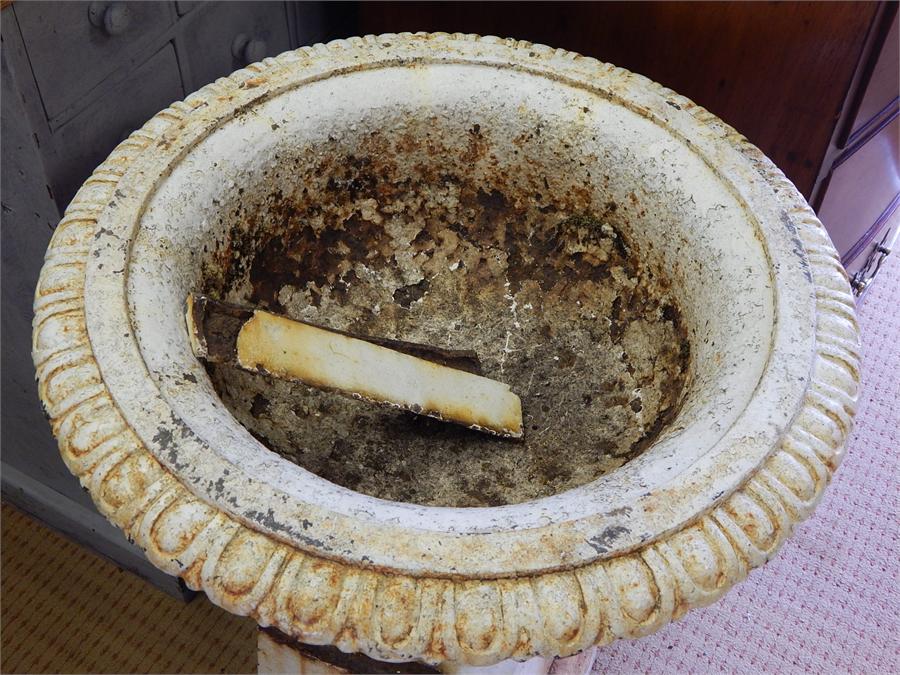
top-left (199, 117), bottom-right (691, 507)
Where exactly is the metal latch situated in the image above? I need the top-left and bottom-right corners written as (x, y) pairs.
top-left (851, 227), bottom-right (895, 298)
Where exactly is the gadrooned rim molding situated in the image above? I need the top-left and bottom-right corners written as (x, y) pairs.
top-left (81, 33), bottom-right (817, 579)
top-left (32, 33), bottom-right (860, 666)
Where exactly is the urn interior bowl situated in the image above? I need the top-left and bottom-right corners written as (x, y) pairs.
top-left (33, 34), bottom-right (859, 667)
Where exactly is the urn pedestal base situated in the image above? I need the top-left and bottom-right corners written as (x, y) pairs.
top-left (256, 629), bottom-right (558, 675)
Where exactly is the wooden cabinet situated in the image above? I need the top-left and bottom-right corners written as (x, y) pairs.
top-left (51, 44), bottom-right (185, 207)
top-left (16, 1), bottom-right (177, 123)
top-left (818, 115), bottom-right (899, 260)
top-left (178, 1), bottom-right (293, 91)
top-left (4, 0), bottom-right (329, 212)
top-left (813, 5), bottom-right (899, 297)
top-left (847, 9), bottom-right (898, 146)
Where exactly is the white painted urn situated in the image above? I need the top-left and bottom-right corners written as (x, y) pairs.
top-left (33, 34), bottom-right (860, 668)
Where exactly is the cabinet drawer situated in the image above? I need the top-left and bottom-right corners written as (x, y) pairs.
top-left (848, 12), bottom-right (898, 143)
top-left (16, 0), bottom-right (176, 124)
top-left (175, 1), bottom-right (201, 16)
top-left (50, 44), bottom-right (183, 209)
top-left (845, 203), bottom-right (898, 298)
top-left (819, 113), bottom-right (900, 258)
top-left (179, 1), bottom-right (291, 91)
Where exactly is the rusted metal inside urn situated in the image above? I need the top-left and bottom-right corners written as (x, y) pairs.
top-left (199, 110), bottom-right (690, 507)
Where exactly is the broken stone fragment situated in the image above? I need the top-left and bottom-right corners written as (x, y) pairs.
top-left (186, 294), bottom-right (523, 438)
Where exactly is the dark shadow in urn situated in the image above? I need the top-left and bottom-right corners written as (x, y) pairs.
top-left (199, 117), bottom-right (690, 508)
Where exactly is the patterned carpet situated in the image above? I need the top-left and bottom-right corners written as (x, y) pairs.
top-left (2, 259), bottom-right (897, 674)
top-left (585, 256), bottom-right (900, 673)
top-left (0, 504), bottom-right (256, 674)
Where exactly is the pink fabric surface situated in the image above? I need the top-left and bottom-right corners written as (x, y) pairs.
top-left (559, 257), bottom-right (900, 674)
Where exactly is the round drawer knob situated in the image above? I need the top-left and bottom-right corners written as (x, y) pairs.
top-left (88, 1), bottom-right (131, 36)
top-left (231, 33), bottom-right (268, 66)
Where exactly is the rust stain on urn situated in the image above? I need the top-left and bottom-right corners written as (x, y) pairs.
top-left (199, 116), bottom-right (691, 507)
